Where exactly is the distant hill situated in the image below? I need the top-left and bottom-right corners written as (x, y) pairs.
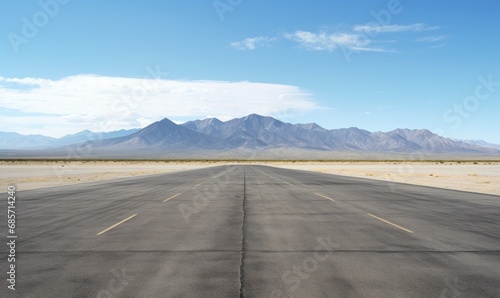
top-left (86, 118), bottom-right (217, 149)
top-left (1, 114), bottom-right (498, 159)
top-left (459, 139), bottom-right (500, 150)
top-left (0, 129), bottom-right (140, 149)
top-left (0, 132), bottom-right (56, 149)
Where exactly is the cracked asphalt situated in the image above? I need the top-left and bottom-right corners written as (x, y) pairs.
top-left (1, 165), bottom-right (500, 297)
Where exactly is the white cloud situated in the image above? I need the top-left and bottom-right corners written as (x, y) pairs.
top-left (284, 31), bottom-right (365, 51)
top-left (416, 35), bottom-right (446, 43)
top-left (0, 76), bottom-right (54, 86)
top-left (0, 75), bottom-right (317, 137)
top-left (230, 36), bottom-right (276, 50)
top-left (284, 30), bottom-right (395, 53)
top-left (233, 23), bottom-right (439, 54)
top-left (353, 23), bottom-right (439, 33)
top-left (351, 46), bottom-right (397, 53)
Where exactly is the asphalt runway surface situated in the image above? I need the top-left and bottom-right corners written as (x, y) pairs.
top-left (1, 165), bottom-right (500, 297)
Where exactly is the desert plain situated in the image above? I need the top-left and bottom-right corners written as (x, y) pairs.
top-left (0, 160), bottom-right (498, 196)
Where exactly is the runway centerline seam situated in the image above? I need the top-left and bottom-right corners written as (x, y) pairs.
top-left (367, 213), bottom-right (414, 234)
top-left (97, 214), bottom-right (138, 236)
top-left (19, 250), bottom-right (500, 253)
top-left (239, 169), bottom-right (247, 298)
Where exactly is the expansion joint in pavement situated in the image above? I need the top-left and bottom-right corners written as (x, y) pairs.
top-left (239, 168), bottom-right (247, 298)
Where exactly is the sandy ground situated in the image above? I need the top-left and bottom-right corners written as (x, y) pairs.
top-left (266, 161), bottom-right (500, 196)
top-left (0, 161), bottom-right (224, 191)
top-left (1, 161), bottom-right (499, 196)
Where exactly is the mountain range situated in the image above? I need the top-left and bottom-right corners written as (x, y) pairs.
top-left (0, 129), bottom-right (140, 149)
top-left (458, 139), bottom-right (500, 150)
top-left (1, 114), bottom-right (499, 159)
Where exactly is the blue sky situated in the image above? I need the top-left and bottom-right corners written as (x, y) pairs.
top-left (1, 0), bottom-right (499, 143)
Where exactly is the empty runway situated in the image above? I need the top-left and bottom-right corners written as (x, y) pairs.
top-left (1, 165), bottom-right (500, 297)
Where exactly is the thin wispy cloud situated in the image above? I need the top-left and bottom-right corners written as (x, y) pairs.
top-left (230, 36), bottom-right (276, 50)
top-left (351, 46), bottom-right (397, 53)
top-left (284, 31), bottom-right (365, 51)
top-left (363, 106), bottom-right (391, 116)
top-left (0, 75), bottom-right (317, 137)
top-left (353, 23), bottom-right (439, 33)
top-left (231, 23), bottom-right (440, 53)
top-left (284, 31), bottom-right (397, 53)
top-left (416, 35), bottom-right (446, 42)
